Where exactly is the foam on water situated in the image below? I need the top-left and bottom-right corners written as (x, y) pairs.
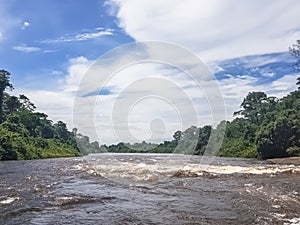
top-left (0, 197), bottom-right (20, 204)
top-left (74, 154), bottom-right (300, 183)
top-left (180, 164), bottom-right (300, 175)
top-left (271, 213), bottom-right (300, 225)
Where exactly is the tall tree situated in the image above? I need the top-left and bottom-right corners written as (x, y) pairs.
top-left (173, 130), bottom-right (182, 142)
top-left (0, 70), bottom-right (13, 123)
top-left (289, 40), bottom-right (300, 72)
top-left (195, 125), bottom-right (212, 155)
top-left (19, 94), bottom-right (36, 111)
top-left (5, 95), bottom-right (21, 114)
top-left (234, 91), bottom-right (267, 123)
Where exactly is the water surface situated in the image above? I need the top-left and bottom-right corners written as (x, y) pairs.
top-left (0, 154), bottom-right (299, 225)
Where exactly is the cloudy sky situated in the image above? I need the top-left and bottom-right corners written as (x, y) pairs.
top-left (0, 0), bottom-right (299, 144)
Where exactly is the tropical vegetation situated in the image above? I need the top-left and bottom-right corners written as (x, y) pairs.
top-left (1, 40), bottom-right (299, 160)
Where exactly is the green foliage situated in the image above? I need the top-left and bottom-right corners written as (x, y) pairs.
top-left (289, 39), bottom-right (300, 72)
top-left (105, 77), bottom-right (300, 160)
top-left (152, 141), bottom-right (176, 153)
top-left (218, 137), bottom-right (257, 158)
top-left (174, 126), bottom-right (199, 154)
top-left (227, 83), bottom-right (300, 159)
top-left (194, 125), bottom-right (212, 155)
top-left (1, 62), bottom-right (299, 161)
top-left (0, 70), bottom-right (13, 123)
top-left (0, 127), bottom-right (17, 160)
top-left (106, 141), bottom-right (160, 154)
top-left (76, 133), bottom-right (102, 155)
top-left (256, 109), bottom-right (300, 159)
top-left (0, 69), bottom-right (82, 160)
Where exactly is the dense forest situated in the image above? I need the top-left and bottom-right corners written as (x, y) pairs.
top-left (1, 72), bottom-right (299, 160)
top-left (104, 78), bottom-right (300, 159)
top-left (0, 69), bottom-right (79, 160)
top-left (0, 70), bottom-right (101, 160)
top-left (104, 40), bottom-right (300, 159)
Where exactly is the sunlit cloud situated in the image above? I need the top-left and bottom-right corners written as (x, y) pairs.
top-left (42, 28), bottom-right (114, 43)
top-left (14, 51), bottom-right (298, 144)
top-left (21, 21), bottom-right (30, 30)
top-left (107, 0), bottom-right (300, 61)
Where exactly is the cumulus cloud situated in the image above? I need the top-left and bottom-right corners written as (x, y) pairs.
top-left (8, 1), bottom-right (300, 145)
top-left (14, 52), bottom-right (298, 144)
top-left (13, 56), bottom-right (91, 131)
top-left (12, 0), bottom-right (300, 144)
top-left (14, 53), bottom-right (218, 143)
top-left (108, 0), bottom-right (300, 61)
top-left (62, 56), bottom-right (91, 92)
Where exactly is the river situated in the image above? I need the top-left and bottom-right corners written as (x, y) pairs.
top-left (0, 154), bottom-right (299, 225)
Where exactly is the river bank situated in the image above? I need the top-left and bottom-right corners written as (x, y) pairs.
top-left (266, 157), bottom-right (300, 165)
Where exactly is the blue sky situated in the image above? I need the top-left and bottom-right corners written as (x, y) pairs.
top-left (0, 0), bottom-right (299, 144)
top-left (0, 0), bottom-right (133, 89)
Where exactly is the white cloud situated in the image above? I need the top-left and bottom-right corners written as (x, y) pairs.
top-left (13, 57), bottom-right (91, 131)
top-left (13, 44), bottom-right (57, 54)
top-left (22, 21), bottom-right (30, 30)
top-left (108, 0), bottom-right (300, 61)
top-left (8, 1), bottom-right (300, 145)
top-left (14, 54), bottom-right (218, 144)
top-left (42, 28), bottom-right (114, 43)
top-left (62, 56), bottom-right (91, 92)
top-left (74, 30), bottom-right (113, 41)
top-left (50, 70), bottom-right (63, 76)
top-left (12, 45), bottom-right (41, 53)
top-left (15, 89), bottom-right (76, 128)
top-left (13, 54), bottom-right (298, 145)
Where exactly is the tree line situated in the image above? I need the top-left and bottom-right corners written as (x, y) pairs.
top-left (104, 77), bottom-right (300, 159)
top-left (0, 70), bottom-right (100, 160)
top-left (105, 40), bottom-right (300, 159)
top-left (1, 40), bottom-right (299, 160)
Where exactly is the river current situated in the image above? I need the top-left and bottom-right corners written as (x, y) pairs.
top-left (0, 154), bottom-right (299, 225)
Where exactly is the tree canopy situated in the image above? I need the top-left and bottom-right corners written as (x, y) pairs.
top-left (0, 70), bottom-right (101, 160)
top-left (290, 39), bottom-right (300, 72)
top-left (105, 77), bottom-right (300, 159)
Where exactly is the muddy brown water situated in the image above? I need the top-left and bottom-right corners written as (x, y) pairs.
top-left (0, 154), bottom-right (299, 225)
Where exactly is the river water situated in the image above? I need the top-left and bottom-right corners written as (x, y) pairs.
top-left (0, 154), bottom-right (299, 225)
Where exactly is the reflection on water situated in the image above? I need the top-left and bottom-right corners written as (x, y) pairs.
top-left (0, 154), bottom-right (299, 225)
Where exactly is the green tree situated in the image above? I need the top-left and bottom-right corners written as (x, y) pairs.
top-left (19, 94), bottom-right (36, 111)
top-left (256, 111), bottom-right (300, 159)
top-left (5, 95), bottom-right (21, 114)
top-left (173, 130), bottom-right (182, 142)
top-left (54, 121), bottom-right (70, 142)
top-left (195, 125), bottom-right (212, 155)
top-left (0, 70), bottom-right (13, 123)
top-left (174, 126), bottom-right (199, 154)
top-left (234, 92), bottom-right (268, 124)
top-left (289, 40), bottom-right (300, 72)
